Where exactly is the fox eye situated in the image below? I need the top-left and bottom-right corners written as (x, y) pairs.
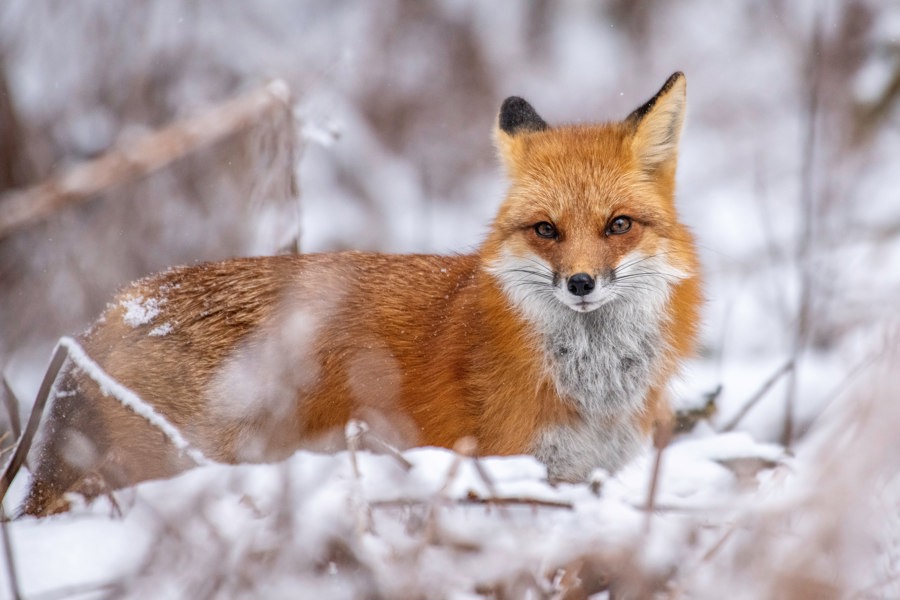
top-left (534, 221), bottom-right (558, 239)
top-left (607, 216), bottom-right (632, 235)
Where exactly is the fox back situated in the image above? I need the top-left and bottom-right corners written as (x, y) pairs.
top-left (24, 73), bottom-right (701, 516)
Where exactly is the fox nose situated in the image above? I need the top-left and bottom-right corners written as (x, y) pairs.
top-left (567, 273), bottom-right (595, 297)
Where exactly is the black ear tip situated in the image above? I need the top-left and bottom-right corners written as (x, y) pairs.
top-left (500, 96), bottom-right (528, 113)
top-left (499, 96), bottom-right (548, 135)
top-left (662, 71), bottom-right (686, 92)
top-left (626, 72), bottom-right (687, 125)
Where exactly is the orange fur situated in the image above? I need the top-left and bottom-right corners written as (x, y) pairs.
top-left (24, 73), bottom-right (701, 516)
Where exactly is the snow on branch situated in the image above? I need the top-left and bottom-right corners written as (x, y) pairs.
top-left (58, 336), bottom-right (211, 466)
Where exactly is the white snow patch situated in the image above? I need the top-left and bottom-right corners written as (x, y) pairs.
top-left (148, 322), bottom-right (173, 337)
top-left (120, 295), bottom-right (162, 327)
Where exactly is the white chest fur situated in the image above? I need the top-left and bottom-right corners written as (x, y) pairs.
top-left (488, 249), bottom-right (683, 481)
top-left (531, 297), bottom-right (665, 480)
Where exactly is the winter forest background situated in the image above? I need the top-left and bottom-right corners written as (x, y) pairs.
top-left (1, 1), bottom-right (900, 598)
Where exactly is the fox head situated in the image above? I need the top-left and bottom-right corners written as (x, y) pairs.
top-left (483, 72), bottom-right (697, 320)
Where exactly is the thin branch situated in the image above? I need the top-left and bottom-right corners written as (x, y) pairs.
top-left (460, 496), bottom-right (572, 510)
top-left (783, 6), bottom-right (825, 449)
top-left (344, 420), bottom-right (373, 534)
top-left (0, 343), bottom-right (68, 508)
top-left (1, 377), bottom-right (21, 442)
top-left (642, 444), bottom-right (665, 535)
top-left (720, 359), bottom-right (795, 433)
top-left (357, 428), bottom-right (413, 472)
top-left (0, 506), bottom-right (20, 600)
top-left (701, 526), bottom-right (737, 563)
top-left (370, 496), bottom-right (573, 511)
top-left (643, 423), bottom-right (672, 535)
top-left (0, 80), bottom-right (293, 239)
top-left (27, 582), bottom-right (118, 600)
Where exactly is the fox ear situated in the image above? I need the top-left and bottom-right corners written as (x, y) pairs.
top-left (495, 96), bottom-right (547, 172)
top-left (498, 96), bottom-right (548, 135)
top-left (626, 72), bottom-right (686, 173)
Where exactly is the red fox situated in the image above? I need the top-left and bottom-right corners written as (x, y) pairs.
top-left (23, 73), bottom-right (701, 516)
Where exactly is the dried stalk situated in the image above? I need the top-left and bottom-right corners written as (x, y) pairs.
top-left (783, 8), bottom-right (824, 449)
top-left (0, 343), bottom-right (68, 508)
top-left (0, 80), bottom-right (293, 239)
top-left (371, 496), bottom-right (573, 511)
top-left (1, 377), bottom-right (21, 442)
top-left (0, 506), bottom-right (20, 600)
top-left (344, 420), bottom-right (373, 534)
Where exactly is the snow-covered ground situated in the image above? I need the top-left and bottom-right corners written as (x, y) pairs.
top-left (2, 0), bottom-right (900, 597)
top-left (6, 392), bottom-right (898, 598)
top-left (0, 431), bottom-right (793, 598)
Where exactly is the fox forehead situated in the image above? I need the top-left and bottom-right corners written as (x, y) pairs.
top-left (507, 123), bottom-right (632, 174)
top-left (498, 125), bottom-right (678, 228)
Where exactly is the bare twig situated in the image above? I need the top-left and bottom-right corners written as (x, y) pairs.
top-left (460, 495), bottom-right (572, 510)
top-left (371, 496), bottom-right (573, 511)
top-left (27, 581), bottom-right (118, 600)
top-left (854, 62), bottom-right (900, 142)
top-left (0, 343), bottom-right (68, 508)
top-left (357, 427), bottom-right (413, 472)
top-left (0, 55), bottom-right (34, 193)
top-left (438, 437), bottom-right (476, 498)
top-left (345, 420), bottom-right (366, 481)
top-left (344, 420), bottom-right (373, 534)
top-left (630, 502), bottom-right (733, 514)
top-left (470, 458), bottom-right (501, 502)
top-left (1, 377), bottom-right (21, 442)
top-left (799, 346), bottom-right (884, 439)
top-left (0, 80), bottom-right (293, 239)
top-left (643, 424), bottom-right (673, 534)
top-left (642, 444), bottom-right (665, 535)
top-left (720, 359), bottom-right (795, 432)
top-left (783, 7), bottom-right (825, 449)
top-left (422, 437), bottom-right (476, 543)
top-left (700, 526), bottom-right (737, 563)
top-left (0, 505), bottom-right (21, 600)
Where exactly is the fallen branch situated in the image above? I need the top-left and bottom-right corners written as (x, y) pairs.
top-left (459, 495), bottom-right (573, 510)
top-left (370, 496), bottom-right (573, 511)
top-left (0, 80), bottom-right (293, 239)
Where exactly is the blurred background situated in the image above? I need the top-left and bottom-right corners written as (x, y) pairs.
top-left (1, 0), bottom-right (899, 446)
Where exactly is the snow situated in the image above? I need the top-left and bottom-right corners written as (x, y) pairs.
top-left (147, 322), bottom-right (173, 337)
top-left (5, 401), bottom-right (892, 597)
top-left (0, 435), bottom-right (782, 598)
top-left (120, 295), bottom-right (162, 328)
